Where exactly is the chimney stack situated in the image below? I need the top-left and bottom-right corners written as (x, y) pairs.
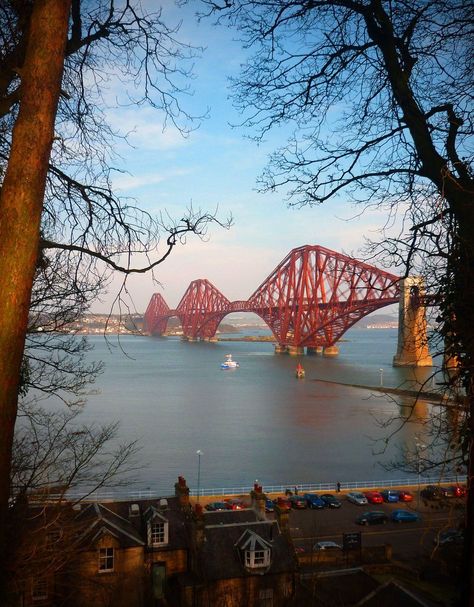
top-left (193, 503), bottom-right (205, 550)
top-left (274, 504), bottom-right (290, 535)
top-left (175, 475), bottom-right (190, 509)
top-left (250, 482), bottom-right (266, 520)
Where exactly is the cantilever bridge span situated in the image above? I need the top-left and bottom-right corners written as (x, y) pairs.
top-left (144, 245), bottom-right (401, 351)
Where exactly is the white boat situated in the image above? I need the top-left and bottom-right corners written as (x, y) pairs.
top-left (220, 354), bottom-right (239, 369)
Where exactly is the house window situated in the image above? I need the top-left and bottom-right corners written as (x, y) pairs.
top-left (32, 578), bottom-right (48, 601)
top-left (98, 547), bottom-right (114, 572)
top-left (151, 522), bottom-right (165, 544)
top-left (148, 520), bottom-right (168, 547)
top-left (245, 549), bottom-right (270, 568)
top-left (259, 588), bottom-right (273, 607)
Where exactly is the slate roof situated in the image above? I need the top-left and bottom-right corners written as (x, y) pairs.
top-left (75, 497), bottom-right (189, 551)
top-left (308, 569), bottom-right (380, 606)
top-left (356, 579), bottom-right (438, 607)
top-left (76, 503), bottom-right (145, 548)
top-left (198, 514), bottom-right (297, 581)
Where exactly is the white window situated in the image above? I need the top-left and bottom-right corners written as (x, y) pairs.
top-left (259, 588), bottom-right (273, 607)
top-left (148, 519), bottom-right (168, 547)
top-left (151, 522), bottom-right (165, 544)
top-left (245, 548), bottom-right (270, 568)
top-left (32, 578), bottom-right (48, 601)
top-left (98, 547), bottom-right (114, 572)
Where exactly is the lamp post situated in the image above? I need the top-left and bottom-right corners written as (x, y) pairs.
top-left (196, 450), bottom-right (203, 503)
top-left (416, 442), bottom-right (426, 507)
top-left (379, 368), bottom-right (384, 387)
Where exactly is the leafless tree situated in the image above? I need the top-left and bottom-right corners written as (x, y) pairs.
top-left (0, 1), bottom-right (229, 593)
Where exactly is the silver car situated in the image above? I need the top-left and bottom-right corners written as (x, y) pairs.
top-left (346, 491), bottom-right (368, 505)
top-left (313, 541), bottom-right (342, 550)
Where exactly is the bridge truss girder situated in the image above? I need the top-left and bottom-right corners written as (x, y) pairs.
top-left (144, 245), bottom-right (400, 347)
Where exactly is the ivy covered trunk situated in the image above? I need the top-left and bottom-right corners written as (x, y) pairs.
top-left (0, 0), bottom-right (70, 592)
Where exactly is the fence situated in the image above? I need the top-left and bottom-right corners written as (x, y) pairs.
top-left (55, 474), bottom-right (466, 502)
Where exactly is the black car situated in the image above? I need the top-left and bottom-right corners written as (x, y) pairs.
top-left (420, 485), bottom-right (441, 500)
top-left (356, 511), bottom-right (389, 525)
top-left (320, 494), bottom-right (342, 508)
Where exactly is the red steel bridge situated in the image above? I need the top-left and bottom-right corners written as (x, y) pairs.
top-left (144, 245), bottom-right (400, 349)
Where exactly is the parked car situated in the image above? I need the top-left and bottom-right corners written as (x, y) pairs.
top-left (451, 485), bottom-right (467, 498)
top-left (439, 486), bottom-right (456, 498)
top-left (391, 509), bottom-right (420, 523)
top-left (274, 496), bottom-right (292, 511)
top-left (320, 494), bottom-right (342, 508)
top-left (303, 493), bottom-right (326, 509)
top-left (346, 491), bottom-right (368, 506)
top-left (438, 485), bottom-right (466, 498)
top-left (265, 498), bottom-right (275, 512)
top-left (397, 490), bottom-right (414, 502)
top-left (434, 528), bottom-right (465, 547)
top-left (380, 490), bottom-right (399, 503)
top-left (224, 498), bottom-right (246, 510)
top-left (205, 501), bottom-right (229, 511)
top-left (313, 541), bottom-right (342, 550)
top-left (420, 485), bottom-right (441, 500)
top-left (289, 495), bottom-right (307, 509)
top-left (356, 511), bottom-right (388, 526)
top-left (364, 491), bottom-right (383, 504)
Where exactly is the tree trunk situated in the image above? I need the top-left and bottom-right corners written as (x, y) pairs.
top-left (0, 0), bottom-right (71, 593)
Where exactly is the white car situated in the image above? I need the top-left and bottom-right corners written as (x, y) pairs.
top-left (313, 541), bottom-right (342, 550)
top-left (346, 491), bottom-right (368, 505)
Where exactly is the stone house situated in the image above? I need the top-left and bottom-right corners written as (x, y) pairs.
top-left (18, 479), bottom-right (297, 607)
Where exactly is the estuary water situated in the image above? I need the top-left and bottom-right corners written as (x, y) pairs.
top-left (75, 329), bottom-right (439, 494)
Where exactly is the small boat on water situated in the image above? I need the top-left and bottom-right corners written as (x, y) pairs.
top-left (221, 354), bottom-right (239, 370)
top-left (295, 363), bottom-right (305, 378)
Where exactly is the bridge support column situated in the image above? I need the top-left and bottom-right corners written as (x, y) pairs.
top-left (307, 346), bottom-right (323, 355)
top-left (393, 277), bottom-right (433, 367)
top-left (287, 346), bottom-right (305, 356)
top-left (323, 345), bottom-right (339, 357)
top-left (274, 344), bottom-right (287, 354)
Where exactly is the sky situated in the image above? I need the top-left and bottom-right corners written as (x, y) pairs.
top-left (93, 1), bottom-right (395, 314)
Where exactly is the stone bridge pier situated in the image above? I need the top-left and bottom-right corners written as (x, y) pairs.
top-left (393, 277), bottom-right (433, 367)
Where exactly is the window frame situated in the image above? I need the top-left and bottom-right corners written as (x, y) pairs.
top-left (31, 578), bottom-right (48, 601)
top-left (98, 546), bottom-right (115, 573)
top-left (148, 518), bottom-right (169, 547)
top-left (245, 548), bottom-right (270, 568)
top-left (259, 588), bottom-right (274, 607)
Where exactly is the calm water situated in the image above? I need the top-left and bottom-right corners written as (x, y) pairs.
top-left (74, 329), bottom-right (439, 493)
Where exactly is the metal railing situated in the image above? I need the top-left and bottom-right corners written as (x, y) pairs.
top-left (189, 475), bottom-right (466, 498)
top-left (47, 474), bottom-right (466, 503)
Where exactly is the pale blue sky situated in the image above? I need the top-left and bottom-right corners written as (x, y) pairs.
top-left (95, 1), bottom-right (394, 313)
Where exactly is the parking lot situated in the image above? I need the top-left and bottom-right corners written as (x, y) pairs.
top-left (198, 487), bottom-right (466, 567)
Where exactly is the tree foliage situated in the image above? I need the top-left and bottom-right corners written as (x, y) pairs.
top-left (0, 2), bottom-right (228, 596)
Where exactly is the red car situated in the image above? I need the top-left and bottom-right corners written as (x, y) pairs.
top-left (274, 496), bottom-right (292, 512)
top-left (224, 498), bottom-right (246, 510)
top-left (398, 490), bottom-right (414, 502)
top-left (451, 485), bottom-right (466, 498)
top-left (364, 491), bottom-right (383, 504)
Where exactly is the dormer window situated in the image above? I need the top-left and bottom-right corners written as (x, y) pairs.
top-left (145, 507), bottom-right (169, 547)
top-left (151, 521), bottom-right (166, 545)
top-left (236, 529), bottom-right (272, 572)
top-left (245, 548), bottom-right (270, 568)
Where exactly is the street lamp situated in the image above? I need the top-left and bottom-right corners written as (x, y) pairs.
top-left (415, 442), bottom-right (426, 507)
top-left (379, 368), bottom-right (384, 387)
top-left (196, 450), bottom-right (203, 502)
